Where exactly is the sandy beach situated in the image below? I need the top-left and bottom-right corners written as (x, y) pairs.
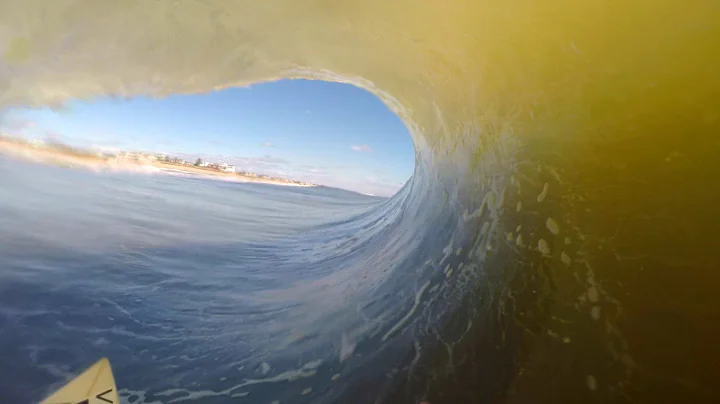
top-left (0, 138), bottom-right (315, 188)
top-left (148, 161), bottom-right (314, 187)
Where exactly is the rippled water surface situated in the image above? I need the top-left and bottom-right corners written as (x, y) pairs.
top-left (1, 158), bottom-right (428, 403)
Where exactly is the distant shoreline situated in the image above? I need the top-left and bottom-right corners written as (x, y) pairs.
top-left (0, 136), bottom-right (315, 188)
top-left (148, 161), bottom-right (314, 187)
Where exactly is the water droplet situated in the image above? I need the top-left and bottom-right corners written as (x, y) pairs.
top-left (497, 188), bottom-right (506, 209)
top-left (564, 237), bottom-right (571, 245)
top-left (587, 286), bottom-right (599, 303)
top-left (538, 239), bottom-right (551, 256)
top-left (301, 388), bottom-right (312, 395)
top-left (546, 217), bottom-right (560, 235)
top-left (516, 234), bottom-right (524, 247)
top-left (591, 305), bottom-right (601, 320)
top-left (537, 183), bottom-right (549, 203)
top-left (516, 201), bottom-right (522, 212)
top-left (331, 374), bottom-right (341, 381)
top-left (486, 192), bottom-right (496, 209)
top-left (586, 375), bottom-right (597, 391)
top-left (561, 251), bottom-right (572, 266)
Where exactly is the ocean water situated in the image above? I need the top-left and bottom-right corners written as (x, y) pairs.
top-left (2, 157), bottom-right (444, 403)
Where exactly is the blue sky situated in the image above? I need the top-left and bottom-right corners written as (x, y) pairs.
top-left (2, 80), bottom-right (415, 196)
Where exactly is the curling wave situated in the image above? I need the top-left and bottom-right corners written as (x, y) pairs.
top-left (2, 0), bottom-right (720, 403)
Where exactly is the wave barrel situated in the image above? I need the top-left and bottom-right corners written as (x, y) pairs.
top-left (2, 0), bottom-right (719, 402)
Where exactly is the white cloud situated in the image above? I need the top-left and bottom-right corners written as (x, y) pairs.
top-left (350, 144), bottom-right (373, 153)
top-left (262, 141), bottom-right (273, 147)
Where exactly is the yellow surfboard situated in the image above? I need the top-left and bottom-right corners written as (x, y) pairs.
top-left (41, 358), bottom-right (119, 404)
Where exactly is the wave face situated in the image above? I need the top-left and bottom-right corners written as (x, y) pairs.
top-left (2, 1), bottom-right (720, 402)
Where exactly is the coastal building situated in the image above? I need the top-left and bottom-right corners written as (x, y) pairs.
top-left (219, 162), bottom-right (235, 173)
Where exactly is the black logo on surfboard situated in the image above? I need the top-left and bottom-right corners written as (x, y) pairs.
top-left (71, 388), bottom-right (113, 404)
top-left (96, 389), bottom-right (114, 403)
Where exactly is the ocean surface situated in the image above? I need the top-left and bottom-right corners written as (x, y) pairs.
top-left (2, 157), bottom-right (447, 403)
